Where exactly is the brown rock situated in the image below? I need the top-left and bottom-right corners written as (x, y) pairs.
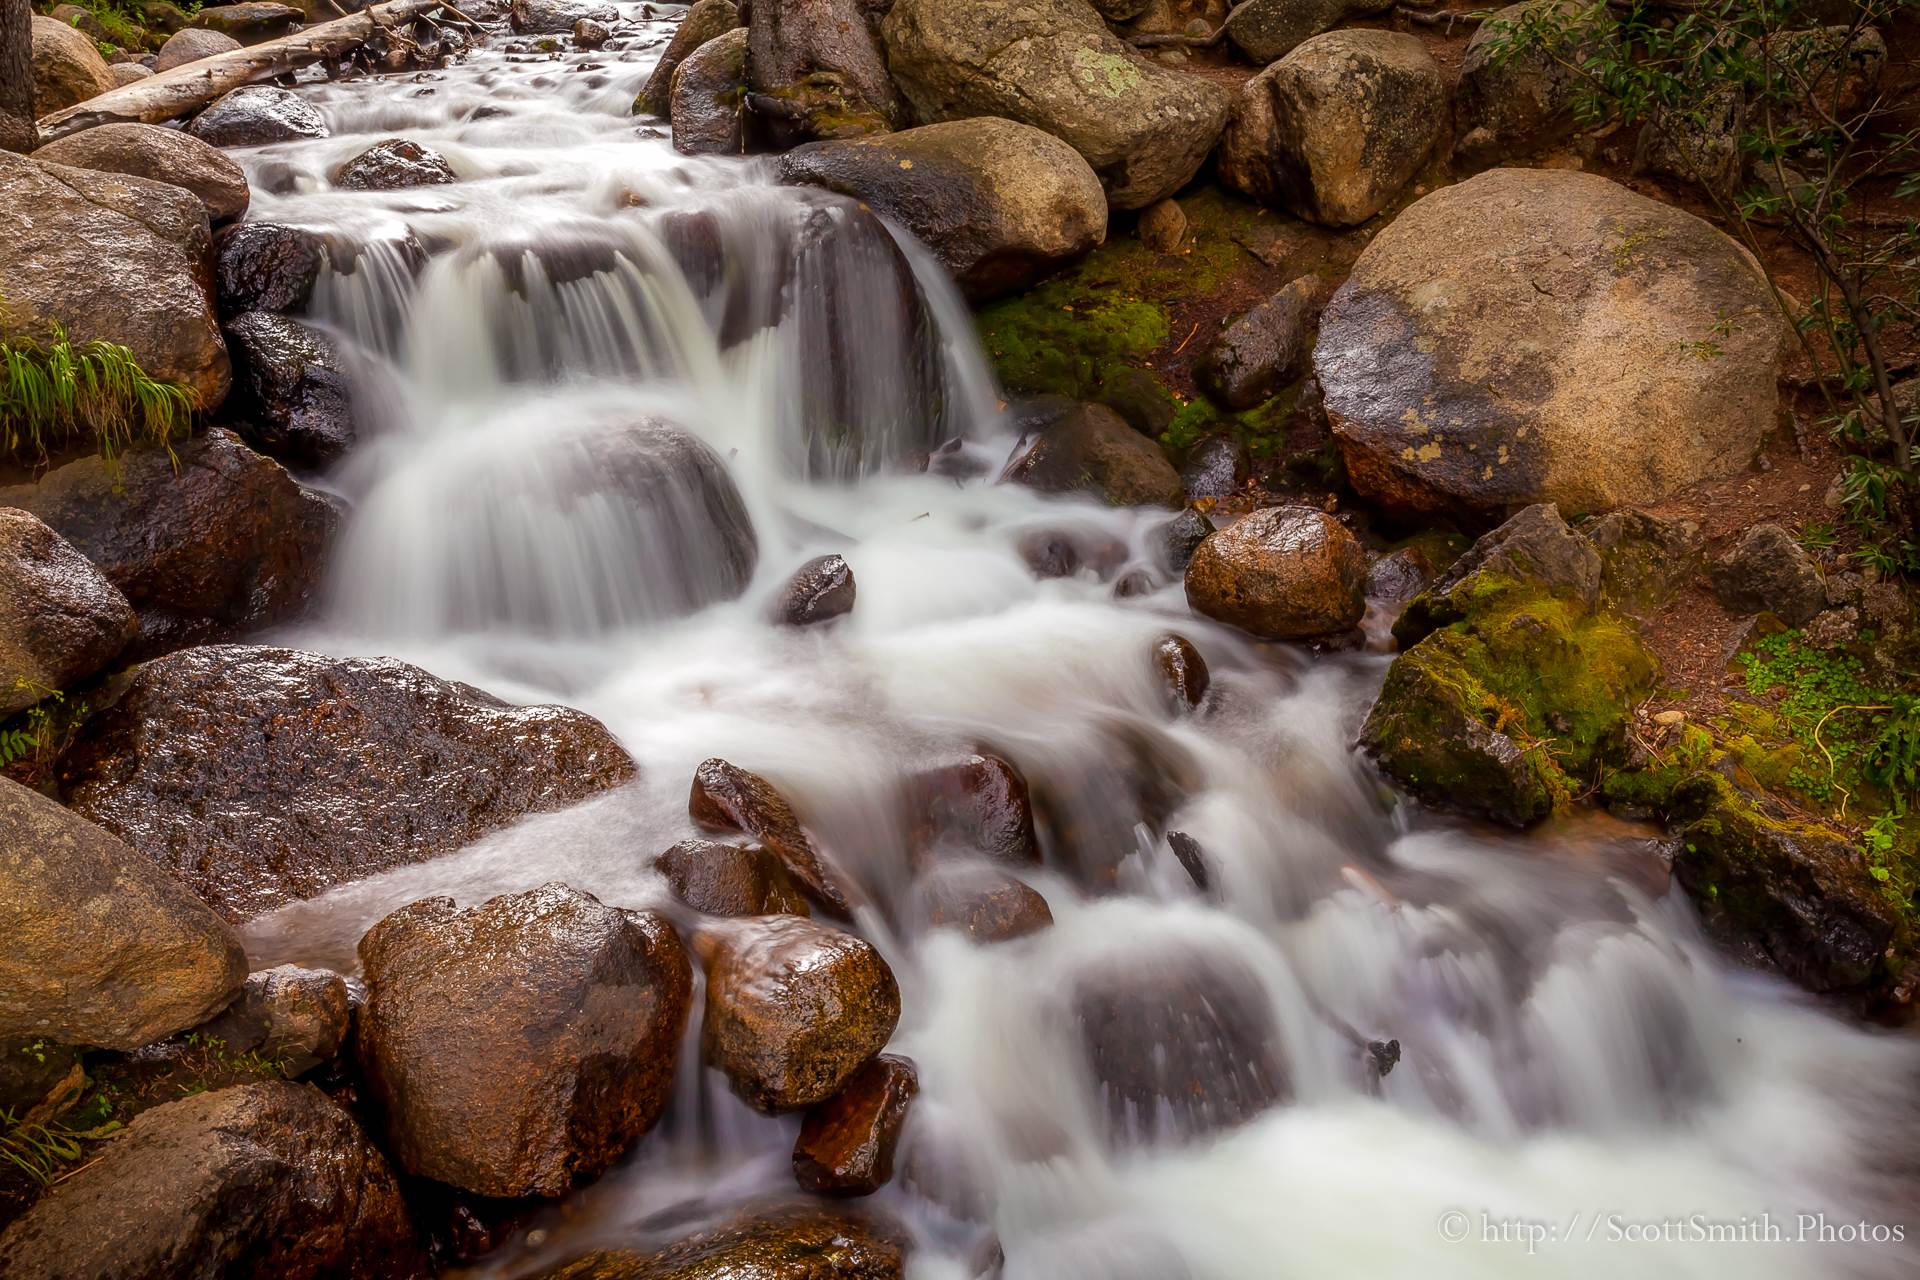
top-left (188, 2), bottom-right (304, 42)
top-left (33, 122), bottom-right (251, 225)
top-left (653, 837), bottom-right (811, 917)
top-left (154, 26), bottom-right (243, 72)
top-left (1184, 506), bottom-right (1367, 640)
top-left (747, 0), bottom-right (902, 145)
top-left (700, 914), bottom-right (901, 1112)
top-left (635, 0), bottom-right (740, 117)
top-left (1137, 198), bottom-right (1186, 253)
top-left (1152, 632), bottom-right (1209, 713)
top-left (0, 777), bottom-right (246, 1052)
top-left (0, 507), bottom-right (135, 717)
top-left (772, 553), bottom-right (855, 626)
top-left (670, 26), bottom-right (748, 156)
top-left (906, 752), bottom-right (1040, 867)
top-left (1000, 403), bottom-right (1183, 509)
top-left (0, 1081), bottom-right (424, 1280)
top-left (31, 14), bottom-right (115, 114)
top-left (793, 1053), bottom-right (918, 1196)
top-left (357, 885), bottom-right (692, 1198)
top-left (690, 757), bottom-right (849, 913)
top-left (916, 862), bottom-right (1053, 942)
top-left (333, 137), bottom-right (457, 190)
top-left (0, 429), bottom-right (336, 658)
top-left (197, 964), bottom-right (350, 1077)
top-left (1710, 523), bottom-right (1827, 626)
top-left (222, 311), bottom-right (357, 467)
top-left (534, 1203), bottom-right (907, 1280)
top-left (1196, 277), bottom-right (1322, 411)
top-left (59, 645), bottom-right (638, 921)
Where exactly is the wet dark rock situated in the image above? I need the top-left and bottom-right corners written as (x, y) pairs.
top-left (0, 508), bottom-right (135, 717)
top-left (189, 3), bottom-right (305, 43)
top-left (333, 137), bottom-right (458, 190)
top-left (58, 645), bottom-right (638, 921)
top-left (773, 553), bottom-right (855, 626)
top-left (535, 1203), bottom-right (908, 1280)
top-left (1136, 198), bottom-right (1186, 253)
top-left (1710, 523), bottom-right (1827, 626)
top-left (1074, 947), bottom-right (1288, 1144)
top-left (1001, 403), bottom-right (1182, 509)
top-left (1364, 546), bottom-right (1440, 613)
top-left (634, 0), bottom-right (739, 116)
top-left (669, 26), bottom-right (747, 156)
top-left (1367, 1038), bottom-right (1401, 1077)
top-left (0, 777), bottom-right (246, 1052)
top-left (0, 151), bottom-right (229, 410)
top-left (1179, 433), bottom-right (1250, 501)
top-left (510, 0), bottom-right (615, 34)
top-left (0, 429), bottom-right (336, 658)
top-left (190, 84), bottom-right (331, 147)
top-left (197, 963), bottom-right (351, 1077)
top-left (699, 914), bottom-right (901, 1112)
top-left (777, 118), bottom-right (1106, 301)
top-left (1673, 773), bottom-right (1897, 994)
top-left (1197, 277), bottom-right (1323, 411)
top-left (1016, 527), bottom-right (1128, 580)
top-left (793, 1053), bottom-right (918, 1196)
top-left (1222, 0), bottom-right (1390, 63)
top-left (222, 311), bottom-right (357, 468)
top-left (0, 1082), bottom-right (422, 1278)
top-left (1152, 633), bottom-right (1209, 714)
top-left (690, 757), bottom-right (848, 913)
top-left (906, 752), bottom-right (1040, 867)
top-left (215, 220), bottom-right (327, 313)
top-left (1394, 504), bottom-right (1600, 646)
top-left (1153, 507), bottom-right (1215, 576)
top-left (357, 885), bottom-right (690, 1198)
top-left (653, 837), bottom-right (811, 917)
top-left (154, 26), bottom-right (243, 71)
top-left (1184, 506), bottom-right (1367, 640)
top-left (33, 122), bottom-right (250, 225)
top-left (1166, 830), bottom-right (1209, 892)
top-left (916, 863), bottom-right (1053, 942)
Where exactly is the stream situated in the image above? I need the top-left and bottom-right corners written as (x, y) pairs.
top-left (216, 7), bottom-right (1919, 1277)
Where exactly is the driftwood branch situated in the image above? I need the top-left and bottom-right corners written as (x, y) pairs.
top-left (35, 0), bottom-right (454, 144)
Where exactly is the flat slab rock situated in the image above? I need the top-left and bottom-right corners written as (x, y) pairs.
top-left (58, 645), bottom-right (637, 921)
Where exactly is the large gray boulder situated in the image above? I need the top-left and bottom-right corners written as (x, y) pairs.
top-left (777, 118), bottom-right (1107, 301)
top-left (30, 14), bottom-right (115, 114)
top-left (0, 777), bottom-right (246, 1052)
top-left (881, 0), bottom-right (1232, 210)
top-left (1313, 168), bottom-right (1784, 519)
top-left (636, 0), bottom-right (740, 117)
top-left (33, 121), bottom-right (251, 225)
top-left (1218, 29), bottom-right (1444, 227)
top-left (0, 1082), bottom-right (424, 1280)
top-left (0, 151), bottom-right (229, 411)
top-left (748, 0), bottom-right (902, 145)
top-left (0, 508), bottom-right (134, 716)
top-left (58, 645), bottom-right (639, 921)
top-left (670, 25), bottom-right (748, 156)
top-left (1221, 0), bottom-right (1392, 65)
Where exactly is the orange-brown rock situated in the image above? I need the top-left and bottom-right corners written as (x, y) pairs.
top-left (533, 1203), bottom-right (907, 1279)
top-left (905, 752), bottom-right (1039, 867)
top-left (1183, 506), bottom-right (1366, 640)
top-left (689, 757), bottom-right (849, 913)
top-left (1152, 633), bottom-right (1209, 713)
top-left (793, 1053), bottom-right (919, 1196)
top-left (916, 863), bottom-right (1053, 943)
top-left (652, 838), bottom-right (810, 917)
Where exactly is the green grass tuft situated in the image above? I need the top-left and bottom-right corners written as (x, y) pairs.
top-left (1, 324), bottom-right (191, 468)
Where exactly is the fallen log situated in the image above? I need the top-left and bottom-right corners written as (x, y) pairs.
top-left (35, 0), bottom-right (456, 145)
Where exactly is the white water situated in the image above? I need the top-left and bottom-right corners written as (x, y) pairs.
top-left (224, 8), bottom-right (1918, 1277)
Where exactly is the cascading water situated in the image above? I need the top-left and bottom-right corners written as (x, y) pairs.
top-left (225, 8), bottom-right (1918, 1277)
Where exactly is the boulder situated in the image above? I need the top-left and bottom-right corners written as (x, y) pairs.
top-left (222, 311), bottom-right (357, 467)
top-left (1136, 197), bottom-right (1186, 252)
top-left (189, 84), bottom-right (330, 147)
top-left (793, 1053), bottom-right (918, 1196)
top-left (635, 0), bottom-right (740, 117)
top-left (690, 757), bottom-right (849, 913)
top-left (1196, 276), bottom-right (1322, 410)
top-left (0, 151), bottom-right (228, 410)
top-left (1000, 403), bottom-right (1183, 509)
top-left (1152, 632), bottom-right (1208, 712)
top-left (1582, 508), bottom-right (1702, 611)
top-left (669, 24), bottom-right (748, 156)
top-left (1314, 168), bottom-right (1783, 518)
top-left (1710, 523), bottom-right (1826, 626)
top-left (0, 1082), bottom-right (423, 1280)
top-left (333, 137), bottom-right (457, 190)
top-left (881, 0), bottom-right (1232, 210)
top-left (700, 914), bottom-right (901, 1112)
top-left (0, 777), bottom-right (245, 1052)
top-left (533, 1204), bottom-right (907, 1280)
top-left (905, 752), bottom-right (1041, 867)
top-left (914, 862), bottom-right (1053, 942)
top-left (0, 429), bottom-right (336, 657)
top-left (510, 0), bottom-right (615, 34)
top-left (1179, 432), bottom-right (1250, 500)
top-left (652, 838), bottom-right (811, 917)
top-left (31, 14), bottom-right (116, 113)
top-left (58, 645), bottom-right (638, 921)
top-left (0, 507), bottom-right (135, 717)
top-left (777, 118), bottom-right (1107, 302)
top-left (1455, 0), bottom-right (1615, 165)
top-left (772, 553), bottom-right (856, 626)
top-left (33, 122), bottom-right (251, 225)
top-left (1184, 506), bottom-right (1367, 640)
top-left (109, 62), bottom-right (154, 85)
top-left (154, 26), bottom-right (243, 72)
top-left (1074, 946), bottom-right (1288, 1144)
top-left (574, 16), bottom-right (610, 47)
top-left (215, 221), bottom-right (327, 313)
top-left (1221, 0), bottom-right (1390, 65)
top-left (188, 2), bottom-right (305, 42)
top-left (357, 885), bottom-right (691, 1198)
top-left (747, 0), bottom-right (902, 145)
top-left (1392, 502), bottom-right (1599, 645)
top-left (1218, 29), bottom-right (1444, 227)
top-left (198, 964), bottom-right (350, 1077)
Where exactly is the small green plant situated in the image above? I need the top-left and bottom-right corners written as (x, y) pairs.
top-left (0, 685), bottom-right (86, 771)
top-left (0, 1105), bottom-right (120, 1187)
top-left (1, 323), bottom-right (191, 468)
